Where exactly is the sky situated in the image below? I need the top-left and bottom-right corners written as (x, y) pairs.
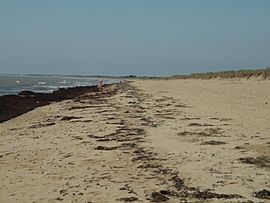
top-left (0, 0), bottom-right (270, 76)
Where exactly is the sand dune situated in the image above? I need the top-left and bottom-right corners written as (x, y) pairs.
top-left (0, 79), bottom-right (269, 202)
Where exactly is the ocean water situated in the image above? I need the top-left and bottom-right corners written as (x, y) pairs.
top-left (0, 74), bottom-right (118, 96)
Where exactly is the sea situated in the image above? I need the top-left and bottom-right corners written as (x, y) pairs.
top-left (0, 74), bottom-right (118, 96)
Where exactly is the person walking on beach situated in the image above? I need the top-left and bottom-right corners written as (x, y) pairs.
top-left (98, 80), bottom-right (104, 92)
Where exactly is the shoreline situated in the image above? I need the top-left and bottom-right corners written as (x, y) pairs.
top-left (0, 79), bottom-right (269, 202)
top-left (0, 83), bottom-right (117, 123)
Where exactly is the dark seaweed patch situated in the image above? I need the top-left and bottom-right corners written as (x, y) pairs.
top-left (60, 116), bottom-right (82, 121)
top-left (254, 189), bottom-right (270, 199)
top-left (150, 191), bottom-right (170, 202)
top-left (191, 190), bottom-right (242, 200)
top-left (30, 122), bottom-right (55, 128)
top-left (94, 146), bottom-right (119, 150)
top-left (117, 197), bottom-right (138, 202)
top-left (239, 156), bottom-right (270, 169)
top-left (200, 140), bottom-right (227, 145)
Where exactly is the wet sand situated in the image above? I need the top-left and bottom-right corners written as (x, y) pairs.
top-left (0, 79), bottom-right (269, 202)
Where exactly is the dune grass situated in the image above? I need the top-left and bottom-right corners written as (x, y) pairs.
top-left (170, 68), bottom-right (270, 80)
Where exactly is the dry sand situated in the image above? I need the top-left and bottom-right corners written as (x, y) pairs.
top-left (0, 79), bottom-right (269, 202)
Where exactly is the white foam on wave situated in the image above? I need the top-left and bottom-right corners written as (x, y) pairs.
top-left (0, 75), bottom-right (120, 96)
top-left (58, 80), bottom-right (67, 84)
top-left (74, 81), bottom-right (96, 86)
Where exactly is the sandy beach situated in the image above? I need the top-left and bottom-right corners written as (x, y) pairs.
top-left (0, 79), bottom-right (269, 202)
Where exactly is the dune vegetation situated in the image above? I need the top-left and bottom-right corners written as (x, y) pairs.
top-left (170, 68), bottom-right (270, 80)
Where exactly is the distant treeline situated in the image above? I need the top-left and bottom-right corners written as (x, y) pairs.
top-left (170, 68), bottom-right (270, 80)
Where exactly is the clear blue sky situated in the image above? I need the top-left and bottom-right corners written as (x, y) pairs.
top-left (0, 0), bottom-right (269, 76)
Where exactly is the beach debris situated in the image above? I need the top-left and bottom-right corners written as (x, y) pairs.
top-left (174, 104), bottom-right (189, 108)
top-left (149, 190), bottom-right (179, 202)
top-left (87, 134), bottom-right (101, 139)
top-left (150, 191), bottom-right (170, 202)
top-left (159, 190), bottom-right (178, 197)
top-left (180, 117), bottom-right (201, 120)
top-left (60, 116), bottom-right (82, 121)
top-left (254, 189), bottom-right (270, 199)
top-left (177, 131), bottom-right (190, 136)
top-left (190, 190), bottom-right (242, 200)
top-left (132, 147), bottom-right (157, 162)
top-left (170, 176), bottom-right (185, 190)
top-left (189, 123), bottom-right (213, 127)
top-left (234, 145), bottom-right (245, 150)
top-left (119, 184), bottom-right (137, 195)
top-left (55, 197), bottom-right (64, 201)
top-left (156, 168), bottom-right (177, 176)
top-left (85, 119), bottom-right (94, 122)
top-left (71, 136), bottom-right (83, 140)
top-left (200, 140), bottom-right (227, 145)
top-left (94, 146), bottom-right (119, 150)
top-left (59, 189), bottom-right (68, 196)
top-left (96, 138), bottom-right (114, 142)
top-left (177, 128), bottom-right (225, 137)
top-left (62, 153), bottom-right (73, 159)
top-left (121, 143), bottom-right (137, 149)
top-left (137, 163), bottom-right (161, 169)
top-left (188, 122), bottom-right (202, 127)
top-left (68, 105), bottom-right (92, 110)
top-left (193, 128), bottom-right (225, 137)
top-left (29, 122), bottom-right (55, 128)
top-left (162, 174), bottom-right (243, 200)
top-left (238, 156), bottom-right (270, 169)
top-left (117, 197), bottom-right (138, 202)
